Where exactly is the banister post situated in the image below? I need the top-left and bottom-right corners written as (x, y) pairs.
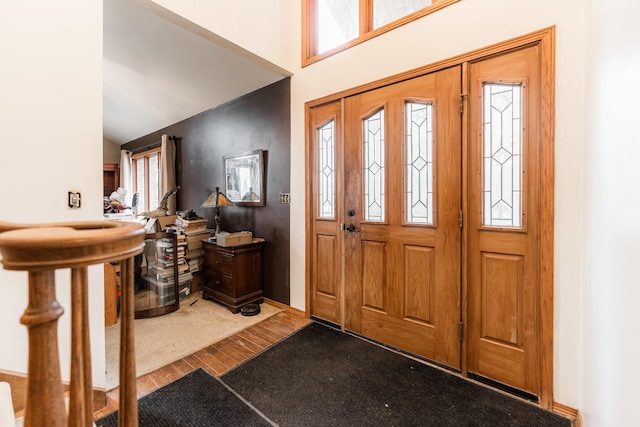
top-left (20, 270), bottom-right (67, 427)
top-left (68, 267), bottom-right (93, 427)
top-left (118, 256), bottom-right (138, 427)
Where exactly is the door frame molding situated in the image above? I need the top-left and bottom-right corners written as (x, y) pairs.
top-left (305, 26), bottom-right (555, 408)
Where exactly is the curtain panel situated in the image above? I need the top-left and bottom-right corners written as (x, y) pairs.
top-left (160, 134), bottom-right (177, 215)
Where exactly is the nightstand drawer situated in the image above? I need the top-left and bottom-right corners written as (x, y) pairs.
top-left (207, 271), bottom-right (233, 296)
top-left (204, 251), bottom-right (233, 275)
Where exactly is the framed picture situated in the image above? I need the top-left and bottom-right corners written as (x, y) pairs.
top-left (224, 149), bottom-right (265, 206)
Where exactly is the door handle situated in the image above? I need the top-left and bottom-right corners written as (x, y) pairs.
top-left (341, 223), bottom-right (357, 233)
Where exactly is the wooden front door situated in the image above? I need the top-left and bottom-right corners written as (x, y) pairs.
top-left (307, 30), bottom-right (554, 402)
top-left (467, 45), bottom-right (542, 393)
top-left (343, 67), bottom-right (462, 368)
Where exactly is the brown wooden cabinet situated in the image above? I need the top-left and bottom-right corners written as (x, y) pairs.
top-left (103, 162), bottom-right (119, 197)
top-left (202, 239), bottom-right (264, 313)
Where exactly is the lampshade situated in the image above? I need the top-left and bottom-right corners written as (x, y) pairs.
top-left (201, 187), bottom-right (234, 238)
top-left (201, 187), bottom-right (234, 208)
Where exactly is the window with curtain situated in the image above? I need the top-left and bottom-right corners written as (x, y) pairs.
top-left (132, 147), bottom-right (161, 215)
top-left (303, 0), bottom-right (460, 65)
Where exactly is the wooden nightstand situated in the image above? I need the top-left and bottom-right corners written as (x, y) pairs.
top-left (202, 239), bottom-right (264, 313)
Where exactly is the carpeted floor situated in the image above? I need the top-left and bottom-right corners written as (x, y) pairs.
top-left (98, 321), bottom-right (571, 426)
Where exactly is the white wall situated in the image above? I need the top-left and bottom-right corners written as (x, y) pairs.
top-left (103, 137), bottom-right (121, 165)
top-left (582, 1), bottom-right (640, 425)
top-left (0, 1), bottom-right (105, 386)
top-left (148, 0), bottom-right (297, 72)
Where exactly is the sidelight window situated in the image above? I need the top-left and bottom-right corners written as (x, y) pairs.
top-left (317, 119), bottom-right (336, 219)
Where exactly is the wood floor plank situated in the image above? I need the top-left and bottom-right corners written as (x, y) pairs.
top-left (192, 349), bottom-right (227, 376)
top-left (135, 374), bottom-right (159, 398)
top-left (250, 323), bottom-right (287, 344)
top-left (181, 354), bottom-right (202, 370)
top-left (217, 338), bottom-right (254, 360)
top-left (229, 335), bottom-right (263, 355)
top-left (171, 358), bottom-right (196, 376)
top-left (237, 329), bottom-right (275, 349)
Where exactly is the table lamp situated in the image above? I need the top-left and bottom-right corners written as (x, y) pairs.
top-left (201, 187), bottom-right (234, 237)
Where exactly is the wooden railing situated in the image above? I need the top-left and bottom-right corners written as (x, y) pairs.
top-left (0, 220), bottom-right (145, 427)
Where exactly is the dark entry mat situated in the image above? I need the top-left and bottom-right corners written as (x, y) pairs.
top-left (221, 322), bottom-right (570, 427)
top-left (96, 368), bottom-right (271, 426)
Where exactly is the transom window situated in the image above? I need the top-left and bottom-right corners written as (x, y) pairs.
top-left (303, 0), bottom-right (460, 66)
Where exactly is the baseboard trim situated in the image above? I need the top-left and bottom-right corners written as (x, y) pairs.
top-left (0, 369), bottom-right (26, 414)
top-left (264, 298), bottom-right (307, 318)
top-left (553, 401), bottom-right (582, 426)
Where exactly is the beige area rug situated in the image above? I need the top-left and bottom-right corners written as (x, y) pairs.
top-left (104, 291), bottom-right (282, 390)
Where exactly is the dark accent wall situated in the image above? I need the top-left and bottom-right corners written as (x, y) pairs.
top-left (123, 78), bottom-right (291, 304)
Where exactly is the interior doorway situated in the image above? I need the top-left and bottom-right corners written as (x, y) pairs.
top-left (306, 29), bottom-right (555, 406)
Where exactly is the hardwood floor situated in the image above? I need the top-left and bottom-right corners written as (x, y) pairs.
top-left (93, 310), bottom-right (311, 420)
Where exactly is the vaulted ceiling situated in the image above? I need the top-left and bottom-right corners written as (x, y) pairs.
top-left (103, 0), bottom-right (290, 145)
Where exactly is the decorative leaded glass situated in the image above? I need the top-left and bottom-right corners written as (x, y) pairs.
top-left (318, 120), bottom-right (335, 218)
top-left (482, 83), bottom-right (523, 227)
top-left (364, 109), bottom-right (385, 222)
top-left (405, 101), bottom-right (434, 224)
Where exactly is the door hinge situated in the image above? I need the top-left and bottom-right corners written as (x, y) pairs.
top-left (459, 322), bottom-right (464, 341)
top-left (459, 210), bottom-right (463, 228)
top-left (459, 94), bottom-right (467, 114)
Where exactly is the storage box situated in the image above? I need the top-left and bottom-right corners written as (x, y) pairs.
top-left (179, 281), bottom-right (191, 300)
top-left (216, 231), bottom-right (253, 247)
top-left (158, 294), bottom-right (176, 307)
top-left (151, 279), bottom-right (176, 307)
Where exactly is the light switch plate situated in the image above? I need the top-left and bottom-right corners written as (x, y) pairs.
top-left (68, 191), bottom-right (81, 209)
top-left (280, 193), bottom-right (291, 204)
